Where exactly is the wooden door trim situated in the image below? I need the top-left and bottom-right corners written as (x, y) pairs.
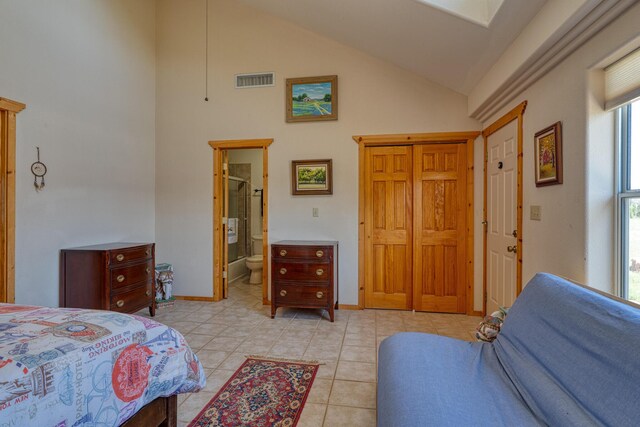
top-left (482, 101), bottom-right (527, 315)
top-left (210, 139), bottom-right (272, 304)
top-left (354, 131), bottom-right (480, 314)
top-left (0, 98), bottom-right (24, 304)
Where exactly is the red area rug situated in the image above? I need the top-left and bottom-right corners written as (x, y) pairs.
top-left (188, 357), bottom-right (319, 427)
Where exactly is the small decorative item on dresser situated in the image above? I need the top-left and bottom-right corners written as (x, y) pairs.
top-left (60, 242), bottom-right (156, 316)
top-left (271, 240), bottom-right (338, 321)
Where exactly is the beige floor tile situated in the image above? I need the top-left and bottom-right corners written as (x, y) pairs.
top-left (269, 341), bottom-right (308, 358)
top-left (316, 360), bottom-right (338, 379)
top-left (178, 390), bottom-right (216, 423)
top-left (217, 352), bottom-right (248, 371)
top-left (183, 334), bottom-right (214, 350)
top-left (340, 345), bottom-right (376, 363)
top-left (323, 405), bottom-right (376, 427)
top-left (202, 336), bottom-right (245, 352)
top-left (282, 328), bottom-right (315, 343)
top-left (307, 378), bottom-right (333, 404)
top-left (328, 380), bottom-right (376, 409)
top-left (195, 349), bottom-right (230, 369)
top-left (343, 333), bottom-right (376, 347)
top-left (297, 403), bottom-right (327, 427)
top-left (189, 323), bottom-right (226, 336)
top-left (335, 361), bottom-right (377, 382)
top-left (304, 346), bottom-right (342, 361)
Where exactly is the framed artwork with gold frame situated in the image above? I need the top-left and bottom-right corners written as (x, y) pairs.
top-left (286, 76), bottom-right (338, 123)
top-left (534, 122), bottom-right (563, 187)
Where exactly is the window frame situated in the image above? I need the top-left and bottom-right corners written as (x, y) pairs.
top-left (616, 102), bottom-right (640, 300)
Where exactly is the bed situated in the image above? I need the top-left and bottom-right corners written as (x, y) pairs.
top-left (0, 303), bottom-right (206, 426)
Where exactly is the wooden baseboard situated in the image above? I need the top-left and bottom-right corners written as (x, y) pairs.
top-left (173, 295), bottom-right (215, 302)
top-left (338, 304), bottom-right (361, 310)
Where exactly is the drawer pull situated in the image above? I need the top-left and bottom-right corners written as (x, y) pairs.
top-left (116, 254), bottom-right (125, 262)
top-left (280, 290), bottom-right (287, 297)
top-left (316, 291), bottom-right (324, 299)
top-left (279, 268), bottom-right (287, 275)
top-left (279, 249), bottom-right (287, 257)
top-left (146, 267), bottom-right (151, 274)
top-left (316, 250), bottom-right (324, 257)
top-left (116, 275), bottom-right (125, 283)
top-left (146, 290), bottom-right (151, 296)
top-left (116, 300), bottom-right (125, 308)
top-left (316, 268), bottom-right (324, 276)
top-left (146, 249), bottom-right (151, 256)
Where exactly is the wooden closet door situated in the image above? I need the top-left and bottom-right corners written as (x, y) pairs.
top-left (413, 144), bottom-right (467, 313)
top-left (364, 146), bottom-right (413, 309)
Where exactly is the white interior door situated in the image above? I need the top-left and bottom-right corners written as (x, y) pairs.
top-left (486, 120), bottom-right (518, 313)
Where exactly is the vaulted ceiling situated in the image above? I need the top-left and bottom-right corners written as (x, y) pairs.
top-left (238, 0), bottom-right (547, 95)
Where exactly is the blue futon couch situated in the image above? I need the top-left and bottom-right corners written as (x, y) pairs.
top-left (377, 273), bottom-right (640, 426)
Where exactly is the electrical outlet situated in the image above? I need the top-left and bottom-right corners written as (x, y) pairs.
top-left (530, 205), bottom-right (542, 221)
top-left (312, 207), bottom-right (319, 217)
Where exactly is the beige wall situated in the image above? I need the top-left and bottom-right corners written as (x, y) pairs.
top-left (476, 1), bottom-right (640, 294)
top-left (155, 0), bottom-right (480, 303)
top-left (0, 0), bottom-right (157, 306)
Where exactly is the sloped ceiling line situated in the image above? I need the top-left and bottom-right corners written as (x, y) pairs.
top-left (471, 0), bottom-right (638, 122)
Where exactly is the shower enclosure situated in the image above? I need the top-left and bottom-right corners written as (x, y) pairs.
top-left (227, 176), bottom-right (251, 264)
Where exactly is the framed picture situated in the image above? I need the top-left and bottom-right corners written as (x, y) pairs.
top-left (291, 159), bottom-right (333, 195)
top-left (286, 75), bottom-right (338, 123)
top-left (534, 122), bottom-right (563, 187)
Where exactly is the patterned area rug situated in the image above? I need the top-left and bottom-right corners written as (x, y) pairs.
top-left (188, 357), bottom-right (319, 427)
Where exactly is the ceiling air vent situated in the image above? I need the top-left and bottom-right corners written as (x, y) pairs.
top-left (235, 72), bottom-right (275, 89)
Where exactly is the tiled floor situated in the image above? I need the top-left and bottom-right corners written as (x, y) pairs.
top-left (145, 277), bottom-right (482, 427)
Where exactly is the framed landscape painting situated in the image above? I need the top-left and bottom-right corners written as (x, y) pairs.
top-left (286, 76), bottom-right (338, 123)
top-left (534, 121), bottom-right (563, 187)
top-left (291, 159), bottom-right (333, 195)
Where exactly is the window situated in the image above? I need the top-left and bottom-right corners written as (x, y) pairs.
top-left (618, 99), bottom-right (640, 303)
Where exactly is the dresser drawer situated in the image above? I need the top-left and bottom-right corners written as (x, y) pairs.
top-left (273, 261), bottom-right (330, 282)
top-left (110, 282), bottom-right (153, 313)
top-left (110, 260), bottom-right (154, 290)
top-left (109, 245), bottom-right (152, 266)
top-left (272, 246), bottom-right (330, 261)
top-left (275, 284), bottom-right (329, 306)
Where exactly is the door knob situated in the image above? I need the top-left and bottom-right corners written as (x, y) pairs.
top-left (507, 245), bottom-right (517, 254)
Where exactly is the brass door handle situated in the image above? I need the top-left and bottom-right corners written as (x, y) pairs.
top-left (116, 254), bottom-right (125, 262)
top-left (280, 290), bottom-right (287, 297)
top-left (117, 275), bottom-right (125, 283)
top-left (116, 300), bottom-right (125, 308)
top-left (146, 290), bottom-right (151, 296)
top-left (316, 268), bottom-right (324, 276)
top-left (316, 250), bottom-right (324, 257)
top-left (279, 268), bottom-right (287, 275)
top-left (507, 245), bottom-right (517, 254)
top-left (316, 291), bottom-right (324, 299)
top-left (279, 249), bottom-right (287, 257)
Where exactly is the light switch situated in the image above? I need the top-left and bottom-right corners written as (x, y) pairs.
top-left (530, 205), bottom-right (542, 221)
top-left (312, 207), bottom-right (319, 217)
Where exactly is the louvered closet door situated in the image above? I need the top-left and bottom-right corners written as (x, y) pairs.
top-left (364, 146), bottom-right (413, 310)
top-left (413, 144), bottom-right (467, 313)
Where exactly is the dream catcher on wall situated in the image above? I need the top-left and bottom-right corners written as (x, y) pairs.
top-left (31, 147), bottom-right (47, 191)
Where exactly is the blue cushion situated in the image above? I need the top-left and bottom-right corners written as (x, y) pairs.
top-left (377, 333), bottom-right (543, 427)
top-left (495, 273), bottom-right (640, 426)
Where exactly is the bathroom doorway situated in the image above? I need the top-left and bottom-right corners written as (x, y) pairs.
top-left (210, 139), bottom-right (271, 305)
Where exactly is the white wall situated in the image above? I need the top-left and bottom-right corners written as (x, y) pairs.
top-left (155, 0), bottom-right (479, 302)
top-left (477, 2), bottom-right (640, 294)
top-left (0, 0), bottom-right (157, 306)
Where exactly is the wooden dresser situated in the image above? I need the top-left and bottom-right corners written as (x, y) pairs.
top-left (60, 242), bottom-right (156, 316)
top-left (271, 240), bottom-right (338, 322)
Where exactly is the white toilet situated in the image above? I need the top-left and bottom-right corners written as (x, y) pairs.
top-left (245, 234), bottom-right (263, 284)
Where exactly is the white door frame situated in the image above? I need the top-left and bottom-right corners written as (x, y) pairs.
top-left (482, 101), bottom-right (527, 315)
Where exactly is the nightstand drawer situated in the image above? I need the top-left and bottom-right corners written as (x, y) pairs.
top-left (109, 245), bottom-right (152, 266)
top-left (110, 260), bottom-right (154, 290)
top-left (110, 282), bottom-right (153, 313)
top-left (275, 284), bottom-right (329, 306)
top-left (273, 261), bottom-right (330, 282)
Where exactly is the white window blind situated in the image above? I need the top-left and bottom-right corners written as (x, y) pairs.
top-left (605, 48), bottom-right (640, 110)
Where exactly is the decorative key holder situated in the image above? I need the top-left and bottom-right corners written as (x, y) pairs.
top-left (31, 147), bottom-right (47, 191)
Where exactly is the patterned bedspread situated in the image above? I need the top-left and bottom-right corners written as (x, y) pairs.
top-left (0, 304), bottom-right (206, 427)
